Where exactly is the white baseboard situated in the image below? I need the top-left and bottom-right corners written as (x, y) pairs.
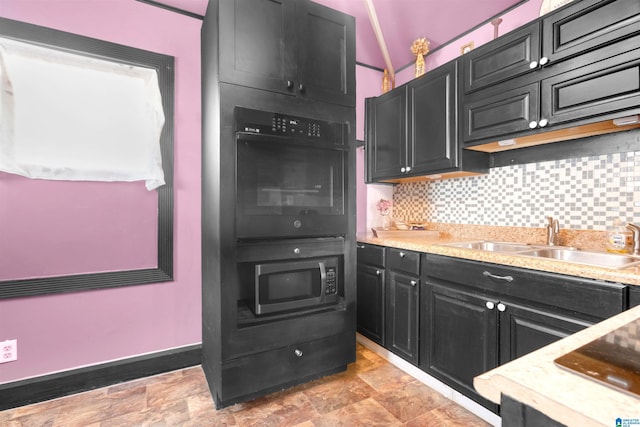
top-left (356, 333), bottom-right (502, 427)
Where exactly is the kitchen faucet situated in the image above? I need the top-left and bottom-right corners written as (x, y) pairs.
top-left (627, 223), bottom-right (640, 255)
top-left (546, 216), bottom-right (560, 246)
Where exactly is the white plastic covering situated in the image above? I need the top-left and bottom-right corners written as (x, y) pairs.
top-left (0, 38), bottom-right (165, 190)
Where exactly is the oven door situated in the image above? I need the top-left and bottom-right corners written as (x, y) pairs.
top-left (236, 134), bottom-right (346, 238)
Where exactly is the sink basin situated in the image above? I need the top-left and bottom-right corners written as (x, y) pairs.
top-left (443, 241), bottom-right (538, 252)
top-left (519, 248), bottom-right (640, 269)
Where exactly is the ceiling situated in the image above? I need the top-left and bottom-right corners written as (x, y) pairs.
top-left (153, 0), bottom-right (526, 70)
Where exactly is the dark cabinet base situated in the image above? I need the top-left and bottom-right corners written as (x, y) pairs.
top-left (210, 332), bottom-right (355, 409)
top-left (501, 394), bottom-right (565, 427)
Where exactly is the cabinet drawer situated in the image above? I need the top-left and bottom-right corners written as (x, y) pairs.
top-left (387, 248), bottom-right (420, 275)
top-left (237, 237), bottom-right (344, 262)
top-left (357, 243), bottom-right (386, 267)
top-left (220, 332), bottom-right (354, 403)
top-left (425, 254), bottom-right (626, 319)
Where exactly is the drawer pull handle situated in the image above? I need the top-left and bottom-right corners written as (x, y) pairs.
top-left (485, 301), bottom-right (495, 310)
top-left (294, 248), bottom-right (300, 254)
top-left (294, 349), bottom-right (303, 357)
top-left (483, 271), bottom-right (514, 282)
top-left (399, 252), bottom-right (406, 258)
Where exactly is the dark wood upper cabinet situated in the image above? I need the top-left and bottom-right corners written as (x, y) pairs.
top-left (542, 0), bottom-right (640, 64)
top-left (462, 22), bottom-right (541, 94)
top-left (366, 61), bottom-right (472, 182)
top-left (218, 0), bottom-right (355, 107)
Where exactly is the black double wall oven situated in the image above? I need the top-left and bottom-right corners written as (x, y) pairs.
top-left (235, 107), bottom-right (348, 318)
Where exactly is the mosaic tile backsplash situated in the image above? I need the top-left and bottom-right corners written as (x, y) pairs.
top-left (392, 151), bottom-right (640, 231)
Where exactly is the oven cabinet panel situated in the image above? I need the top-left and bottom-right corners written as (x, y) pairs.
top-left (297, 0), bottom-right (356, 107)
top-left (218, 0), bottom-right (355, 107)
top-left (218, 332), bottom-right (354, 407)
top-left (356, 243), bottom-right (386, 345)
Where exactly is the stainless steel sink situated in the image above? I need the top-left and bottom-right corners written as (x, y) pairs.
top-left (519, 248), bottom-right (640, 269)
top-left (442, 241), bottom-right (538, 252)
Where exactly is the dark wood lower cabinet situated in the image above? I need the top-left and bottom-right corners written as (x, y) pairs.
top-left (356, 263), bottom-right (385, 345)
top-left (385, 270), bottom-right (420, 365)
top-left (420, 281), bottom-right (499, 412)
top-left (499, 301), bottom-right (592, 362)
top-left (501, 395), bottom-right (565, 427)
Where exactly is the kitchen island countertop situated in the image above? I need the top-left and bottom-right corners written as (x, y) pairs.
top-left (473, 304), bottom-right (640, 426)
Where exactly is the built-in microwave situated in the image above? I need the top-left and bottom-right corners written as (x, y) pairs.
top-left (235, 107), bottom-right (348, 239)
top-left (241, 256), bottom-right (341, 316)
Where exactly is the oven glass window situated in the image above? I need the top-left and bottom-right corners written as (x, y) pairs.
top-left (237, 139), bottom-right (344, 216)
top-left (259, 268), bottom-right (321, 303)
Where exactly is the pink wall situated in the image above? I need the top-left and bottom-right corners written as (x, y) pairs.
top-left (0, 0), bottom-right (202, 383)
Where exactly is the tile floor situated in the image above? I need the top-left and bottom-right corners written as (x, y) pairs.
top-left (0, 344), bottom-right (491, 426)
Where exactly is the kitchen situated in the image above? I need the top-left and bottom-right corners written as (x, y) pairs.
top-left (1, 0), bottom-right (640, 425)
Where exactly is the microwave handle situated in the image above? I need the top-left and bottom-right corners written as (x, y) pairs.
top-left (318, 261), bottom-right (327, 295)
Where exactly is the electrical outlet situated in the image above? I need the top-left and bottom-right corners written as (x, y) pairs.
top-left (1, 339), bottom-right (17, 363)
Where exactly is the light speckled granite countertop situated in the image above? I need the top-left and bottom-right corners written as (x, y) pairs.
top-left (357, 230), bottom-right (640, 286)
top-left (474, 305), bottom-right (640, 426)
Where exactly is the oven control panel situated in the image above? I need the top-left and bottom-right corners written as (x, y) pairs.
top-left (235, 106), bottom-right (345, 144)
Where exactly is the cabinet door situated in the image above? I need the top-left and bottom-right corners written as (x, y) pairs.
top-left (386, 270), bottom-right (419, 364)
top-left (356, 264), bottom-right (385, 345)
top-left (498, 301), bottom-right (592, 364)
top-left (408, 61), bottom-right (458, 173)
top-left (542, 0), bottom-right (640, 64)
top-left (462, 81), bottom-right (540, 144)
top-left (218, 0), bottom-right (297, 95)
top-left (297, 1), bottom-right (355, 107)
top-left (462, 22), bottom-right (541, 93)
top-left (366, 89), bottom-right (408, 181)
top-left (541, 48), bottom-right (640, 126)
top-left (421, 282), bottom-right (498, 411)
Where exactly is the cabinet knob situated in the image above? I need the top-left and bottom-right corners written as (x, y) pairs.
top-left (286, 80), bottom-right (294, 89)
top-left (486, 301), bottom-right (495, 310)
top-left (376, 270), bottom-right (381, 276)
top-left (528, 121), bottom-right (538, 129)
top-left (538, 118), bottom-right (548, 128)
top-left (539, 57), bottom-right (549, 66)
top-left (294, 248), bottom-right (300, 254)
top-left (357, 244), bottom-right (365, 249)
top-left (298, 83), bottom-right (305, 93)
top-left (529, 60), bottom-right (538, 69)
top-left (400, 167), bottom-right (406, 173)
top-left (294, 349), bottom-right (303, 357)
top-left (497, 303), bottom-right (506, 312)
top-left (410, 280), bottom-right (417, 287)
top-left (405, 166), bottom-right (411, 173)
top-left (399, 252), bottom-right (405, 258)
